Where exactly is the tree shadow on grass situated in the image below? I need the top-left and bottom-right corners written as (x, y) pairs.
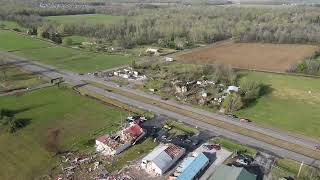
top-left (0, 103), bottom-right (49, 118)
top-left (241, 84), bottom-right (274, 109)
top-left (15, 118), bottom-right (31, 128)
top-left (259, 84), bottom-right (273, 96)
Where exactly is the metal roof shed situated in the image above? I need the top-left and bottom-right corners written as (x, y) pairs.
top-left (209, 165), bottom-right (257, 180)
top-left (176, 153), bottom-right (209, 180)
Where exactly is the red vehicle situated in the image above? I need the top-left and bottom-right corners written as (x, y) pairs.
top-left (203, 144), bottom-right (221, 151)
top-left (212, 144), bottom-right (221, 150)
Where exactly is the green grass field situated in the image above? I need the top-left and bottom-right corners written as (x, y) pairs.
top-left (0, 86), bottom-right (127, 179)
top-left (0, 30), bottom-right (132, 73)
top-left (45, 14), bottom-right (123, 25)
top-left (0, 65), bottom-right (47, 92)
top-left (0, 30), bottom-right (52, 51)
top-left (64, 35), bottom-right (87, 45)
top-left (15, 47), bottom-right (132, 73)
top-left (236, 71), bottom-right (320, 138)
top-left (0, 20), bottom-right (26, 31)
top-left (167, 120), bottom-right (199, 135)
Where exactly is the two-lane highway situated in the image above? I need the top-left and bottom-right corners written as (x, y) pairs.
top-left (1, 51), bottom-right (320, 167)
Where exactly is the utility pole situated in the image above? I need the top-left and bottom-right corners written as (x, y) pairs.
top-left (297, 161), bottom-right (304, 178)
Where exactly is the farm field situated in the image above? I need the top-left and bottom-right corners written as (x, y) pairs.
top-left (0, 31), bottom-right (132, 73)
top-left (0, 65), bottom-right (47, 92)
top-left (236, 71), bottom-right (320, 139)
top-left (0, 86), bottom-right (127, 180)
top-left (0, 30), bottom-right (52, 51)
top-left (45, 14), bottom-right (124, 25)
top-left (176, 41), bottom-right (319, 72)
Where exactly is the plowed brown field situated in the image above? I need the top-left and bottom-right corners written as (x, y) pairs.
top-left (176, 42), bottom-right (319, 72)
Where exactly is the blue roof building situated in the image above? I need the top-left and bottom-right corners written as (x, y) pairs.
top-left (176, 153), bottom-right (210, 180)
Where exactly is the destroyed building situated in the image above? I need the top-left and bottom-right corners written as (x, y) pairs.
top-left (95, 124), bottom-right (146, 156)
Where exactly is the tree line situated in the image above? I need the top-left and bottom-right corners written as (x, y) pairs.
top-left (288, 51), bottom-right (320, 75)
top-left (54, 6), bottom-right (320, 48)
top-left (2, 5), bottom-right (320, 48)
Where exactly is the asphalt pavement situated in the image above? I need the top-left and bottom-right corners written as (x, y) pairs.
top-left (1, 51), bottom-right (320, 167)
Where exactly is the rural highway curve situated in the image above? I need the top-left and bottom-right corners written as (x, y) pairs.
top-left (1, 51), bottom-right (320, 167)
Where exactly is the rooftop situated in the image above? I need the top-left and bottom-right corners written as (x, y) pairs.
top-left (176, 153), bottom-right (209, 180)
top-left (209, 165), bottom-right (257, 180)
top-left (143, 144), bottom-right (185, 171)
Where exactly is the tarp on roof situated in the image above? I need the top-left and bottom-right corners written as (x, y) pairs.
top-left (209, 165), bottom-right (257, 180)
top-left (177, 153), bottom-right (209, 180)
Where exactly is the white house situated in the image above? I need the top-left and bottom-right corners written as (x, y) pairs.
top-left (141, 144), bottom-right (185, 176)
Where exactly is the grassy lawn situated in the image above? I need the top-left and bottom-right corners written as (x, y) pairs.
top-left (0, 65), bottom-right (47, 92)
top-left (105, 138), bottom-right (158, 172)
top-left (210, 137), bottom-right (257, 156)
top-left (0, 86), bottom-right (128, 180)
top-left (0, 31), bottom-right (132, 73)
top-left (274, 158), bottom-right (320, 180)
top-left (236, 71), bottom-right (320, 139)
top-left (276, 159), bottom-right (303, 175)
top-left (15, 46), bottom-right (132, 73)
top-left (0, 30), bottom-right (52, 51)
top-left (167, 120), bottom-right (199, 135)
top-left (45, 14), bottom-right (123, 25)
top-left (64, 35), bottom-right (87, 45)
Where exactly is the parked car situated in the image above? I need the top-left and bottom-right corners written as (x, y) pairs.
top-left (227, 114), bottom-right (238, 119)
top-left (202, 144), bottom-right (221, 151)
top-left (236, 158), bottom-right (250, 166)
top-left (212, 144), bottom-right (221, 150)
top-left (240, 118), bottom-right (252, 123)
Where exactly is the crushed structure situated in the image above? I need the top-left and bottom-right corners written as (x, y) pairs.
top-left (113, 67), bottom-right (147, 81)
top-left (146, 48), bottom-right (159, 55)
top-left (141, 143), bottom-right (185, 176)
top-left (96, 123), bottom-right (146, 156)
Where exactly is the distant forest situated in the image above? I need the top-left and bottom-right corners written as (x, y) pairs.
top-left (1, 1), bottom-right (320, 49)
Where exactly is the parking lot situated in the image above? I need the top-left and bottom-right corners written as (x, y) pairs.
top-left (200, 147), bottom-right (233, 180)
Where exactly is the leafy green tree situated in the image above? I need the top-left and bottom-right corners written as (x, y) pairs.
top-left (239, 78), bottom-right (261, 105)
top-left (62, 37), bottom-right (73, 46)
top-left (223, 93), bottom-right (243, 113)
top-left (56, 24), bottom-right (66, 35)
